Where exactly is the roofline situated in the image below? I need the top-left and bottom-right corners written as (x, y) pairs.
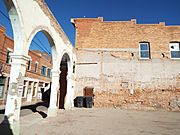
top-left (0, 24), bottom-right (6, 31)
top-left (70, 17), bottom-right (180, 27)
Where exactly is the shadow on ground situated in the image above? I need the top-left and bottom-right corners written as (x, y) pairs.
top-left (0, 101), bottom-right (48, 134)
top-left (0, 86), bottom-right (50, 120)
top-left (21, 101), bottom-right (49, 118)
top-left (0, 116), bottom-right (13, 135)
top-left (0, 101), bottom-right (49, 121)
top-left (20, 86), bottom-right (51, 118)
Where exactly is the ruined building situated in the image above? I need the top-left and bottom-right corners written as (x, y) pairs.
top-left (72, 17), bottom-right (180, 110)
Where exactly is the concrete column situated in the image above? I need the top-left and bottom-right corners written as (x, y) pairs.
top-left (4, 77), bottom-right (9, 100)
top-left (23, 81), bottom-right (29, 98)
top-left (5, 54), bottom-right (30, 124)
top-left (64, 73), bottom-right (73, 109)
top-left (33, 82), bottom-right (38, 97)
top-left (48, 69), bottom-right (60, 117)
top-left (44, 82), bottom-right (50, 91)
top-left (27, 82), bottom-right (34, 102)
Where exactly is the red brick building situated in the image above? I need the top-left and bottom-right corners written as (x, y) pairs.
top-left (72, 17), bottom-right (180, 110)
top-left (0, 25), bottom-right (52, 106)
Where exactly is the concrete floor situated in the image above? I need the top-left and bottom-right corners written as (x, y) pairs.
top-left (0, 107), bottom-right (180, 135)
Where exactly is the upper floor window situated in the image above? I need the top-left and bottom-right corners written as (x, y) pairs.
top-left (47, 68), bottom-right (51, 78)
top-left (41, 66), bottom-right (46, 76)
top-left (139, 42), bottom-right (150, 59)
top-left (6, 50), bottom-right (11, 64)
top-left (169, 42), bottom-right (180, 59)
top-left (0, 76), bottom-right (6, 99)
top-left (34, 62), bottom-right (38, 73)
top-left (27, 60), bottom-right (31, 71)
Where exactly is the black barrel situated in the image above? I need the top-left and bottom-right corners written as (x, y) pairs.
top-left (84, 96), bottom-right (93, 108)
top-left (74, 96), bottom-right (84, 107)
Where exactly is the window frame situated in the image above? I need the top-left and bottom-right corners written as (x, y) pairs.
top-left (47, 68), bottom-right (51, 78)
top-left (0, 76), bottom-right (6, 99)
top-left (6, 49), bottom-right (12, 64)
top-left (41, 65), bottom-right (47, 76)
top-left (139, 42), bottom-right (150, 59)
top-left (34, 62), bottom-right (38, 73)
top-left (169, 42), bottom-right (180, 59)
top-left (27, 60), bottom-right (31, 71)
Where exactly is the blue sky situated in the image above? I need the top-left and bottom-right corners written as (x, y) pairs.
top-left (0, 0), bottom-right (180, 53)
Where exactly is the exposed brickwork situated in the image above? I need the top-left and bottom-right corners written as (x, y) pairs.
top-left (94, 90), bottom-right (180, 111)
top-left (73, 17), bottom-right (180, 111)
top-left (0, 26), bottom-right (14, 76)
top-left (26, 50), bottom-right (52, 82)
top-left (73, 17), bottom-right (180, 58)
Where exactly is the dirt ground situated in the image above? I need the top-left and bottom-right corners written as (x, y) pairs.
top-left (17, 107), bottom-right (180, 135)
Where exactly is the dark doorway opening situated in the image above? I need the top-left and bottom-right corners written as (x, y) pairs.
top-left (59, 59), bottom-right (68, 109)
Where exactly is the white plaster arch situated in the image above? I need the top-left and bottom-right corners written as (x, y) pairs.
top-left (60, 50), bottom-right (72, 67)
top-left (4, 0), bottom-right (27, 55)
top-left (59, 51), bottom-right (74, 109)
top-left (27, 26), bottom-right (56, 48)
top-left (4, 0), bottom-right (72, 55)
top-left (3, 0), bottom-right (74, 123)
top-left (27, 26), bottom-right (59, 66)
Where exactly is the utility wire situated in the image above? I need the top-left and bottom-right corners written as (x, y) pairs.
top-left (30, 41), bottom-right (44, 51)
top-left (0, 10), bottom-right (10, 21)
top-left (35, 36), bottom-right (51, 54)
top-left (0, 9), bottom-right (51, 55)
top-left (32, 40), bottom-right (49, 54)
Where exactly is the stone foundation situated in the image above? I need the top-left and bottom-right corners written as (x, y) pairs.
top-left (93, 89), bottom-right (180, 111)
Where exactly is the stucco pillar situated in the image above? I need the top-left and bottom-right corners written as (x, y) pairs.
top-left (64, 73), bottom-right (74, 109)
top-left (26, 82), bottom-right (34, 102)
top-left (34, 82), bottom-right (38, 97)
top-left (5, 54), bottom-right (30, 124)
top-left (48, 69), bottom-right (60, 117)
top-left (23, 81), bottom-right (29, 98)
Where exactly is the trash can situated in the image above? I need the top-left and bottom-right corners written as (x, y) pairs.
top-left (74, 96), bottom-right (84, 107)
top-left (84, 96), bottom-right (93, 108)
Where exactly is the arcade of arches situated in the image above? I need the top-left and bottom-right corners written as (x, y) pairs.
top-left (3, 0), bottom-right (75, 124)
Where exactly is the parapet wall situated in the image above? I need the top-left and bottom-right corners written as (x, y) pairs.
top-left (72, 17), bottom-right (180, 52)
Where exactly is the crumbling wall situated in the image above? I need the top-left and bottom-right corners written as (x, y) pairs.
top-left (94, 90), bottom-right (180, 111)
top-left (75, 49), bottom-right (180, 111)
top-left (73, 17), bottom-right (180, 111)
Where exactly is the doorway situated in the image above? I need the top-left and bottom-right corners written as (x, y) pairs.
top-left (59, 59), bottom-right (68, 109)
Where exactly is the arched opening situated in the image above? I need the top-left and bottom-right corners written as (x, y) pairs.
top-left (2, 0), bottom-right (74, 122)
top-left (20, 30), bottom-right (55, 117)
top-left (58, 53), bottom-right (70, 109)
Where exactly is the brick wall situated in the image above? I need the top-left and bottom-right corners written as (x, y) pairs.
top-left (73, 18), bottom-right (180, 111)
top-left (0, 26), bottom-right (14, 75)
top-left (73, 17), bottom-right (180, 57)
top-left (26, 50), bottom-right (52, 82)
